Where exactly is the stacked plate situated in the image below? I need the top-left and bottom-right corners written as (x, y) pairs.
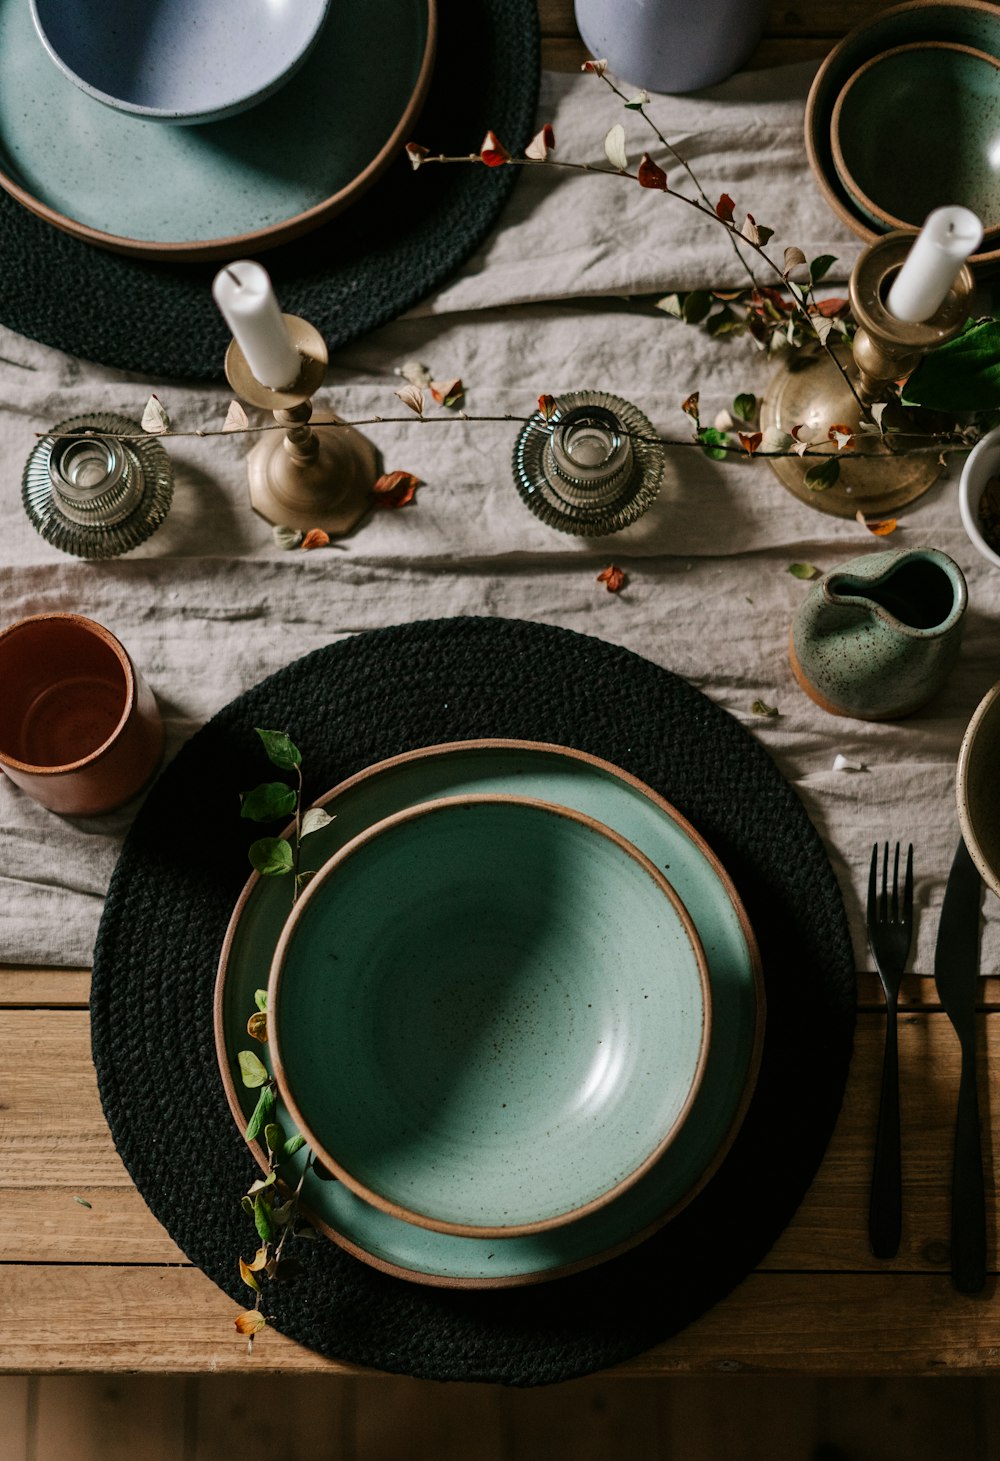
top-left (0, 0), bottom-right (436, 258)
top-left (805, 0), bottom-right (1000, 271)
top-left (213, 740), bottom-right (765, 1288)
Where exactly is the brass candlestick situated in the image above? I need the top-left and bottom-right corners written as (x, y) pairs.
top-left (761, 232), bottom-right (974, 519)
top-left (224, 315), bottom-right (380, 534)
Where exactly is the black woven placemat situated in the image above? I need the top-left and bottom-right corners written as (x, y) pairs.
top-left (0, 0), bottom-right (538, 380)
top-left (91, 617), bottom-right (855, 1385)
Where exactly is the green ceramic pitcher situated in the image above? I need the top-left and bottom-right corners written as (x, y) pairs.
top-left (790, 548), bottom-right (968, 720)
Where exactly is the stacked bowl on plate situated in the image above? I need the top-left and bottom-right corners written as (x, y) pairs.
top-left (214, 740), bottom-right (765, 1287)
top-left (806, 0), bottom-right (1000, 271)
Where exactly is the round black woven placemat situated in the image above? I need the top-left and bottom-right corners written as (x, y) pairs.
top-left (0, 0), bottom-right (538, 380)
top-left (91, 617), bottom-right (855, 1385)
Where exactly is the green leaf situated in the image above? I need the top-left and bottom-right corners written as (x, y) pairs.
top-left (809, 254), bottom-right (837, 283)
top-left (752, 699), bottom-right (779, 718)
top-left (705, 308), bottom-right (743, 338)
top-left (244, 1084), bottom-right (275, 1141)
top-left (682, 290), bottom-right (712, 325)
top-left (697, 427), bottom-right (731, 461)
top-left (264, 1122), bottom-right (285, 1155)
top-left (238, 1050), bottom-right (269, 1089)
top-left (249, 837), bottom-right (294, 877)
top-left (804, 457), bottom-right (841, 491)
top-left (732, 393), bottom-right (756, 423)
top-left (254, 989), bottom-right (268, 1012)
top-left (255, 728), bottom-right (301, 771)
top-left (787, 279), bottom-right (805, 303)
top-left (300, 806), bottom-right (334, 838)
top-left (253, 1193), bottom-right (274, 1243)
top-left (240, 782), bottom-right (298, 822)
top-left (282, 1134), bottom-right (307, 1160)
top-left (788, 562), bottom-right (820, 580)
top-left (241, 1196), bottom-right (255, 1217)
top-left (246, 1173), bottom-right (276, 1197)
top-left (902, 320), bottom-right (1000, 412)
top-left (73, 1195), bottom-right (92, 1208)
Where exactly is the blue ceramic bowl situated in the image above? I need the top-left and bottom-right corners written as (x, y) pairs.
top-left (30, 0), bottom-right (332, 124)
top-left (268, 794), bottom-right (712, 1238)
top-left (805, 0), bottom-right (1000, 268)
top-left (831, 42), bottom-right (1000, 233)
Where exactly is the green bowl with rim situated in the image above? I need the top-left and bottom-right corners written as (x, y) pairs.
top-left (268, 793), bottom-right (712, 1238)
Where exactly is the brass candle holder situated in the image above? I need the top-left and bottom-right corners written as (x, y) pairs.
top-left (760, 232), bottom-right (974, 519)
top-left (224, 315), bottom-right (380, 534)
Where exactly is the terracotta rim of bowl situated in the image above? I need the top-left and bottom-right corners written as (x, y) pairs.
top-left (0, 611), bottom-right (135, 777)
top-left (829, 41), bottom-right (1000, 235)
top-left (0, 0), bottom-right (437, 261)
top-left (804, 0), bottom-right (1000, 267)
top-left (957, 677), bottom-right (1000, 897)
top-left (266, 791), bottom-right (715, 1240)
top-left (959, 425), bottom-right (1000, 570)
top-left (214, 737), bottom-right (765, 1287)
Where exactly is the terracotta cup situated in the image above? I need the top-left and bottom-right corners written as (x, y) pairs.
top-left (0, 612), bottom-right (164, 815)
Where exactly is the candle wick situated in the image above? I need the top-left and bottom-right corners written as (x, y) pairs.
top-left (224, 267), bottom-right (242, 286)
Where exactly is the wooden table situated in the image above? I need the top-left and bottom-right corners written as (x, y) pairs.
top-left (4, 0), bottom-right (997, 1392)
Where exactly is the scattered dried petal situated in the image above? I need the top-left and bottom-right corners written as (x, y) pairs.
top-left (741, 213), bottom-right (773, 247)
top-left (783, 246), bottom-right (807, 278)
top-left (833, 753), bottom-right (867, 772)
top-left (372, 470), bottom-right (421, 509)
top-left (751, 699), bottom-right (779, 718)
top-left (234, 1310), bottom-right (267, 1336)
top-left (759, 427), bottom-right (793, 454)
top-left (637, 153), bottom-right (668, 190)
top-left (738, 431), bottom-right (763, 457)
top-left (856, 510), bottom-right (898, 537)
top-left (223, 399), bottom-right (249, 433)
top-left (715, 193), bottom-right (736, 224)
top-left (395, 384), bottom-right (425, 416)
top-left (430, 377), bottom-right (464, 407)
top-left (272, 525), bottom-right (303, 550)
top-left (812, 316), bottom-right (835, 346)
top-left (300, 528), bottom-right (330, 550)
top-left (624, 89), bottom-right (651, 110)
top-left (582, 57), bottom-right (608, 75)
top-left (813, 297), bottom-right (849, 318)
top-left (405, 142), bottom-right (429, 171)
top-left (247, 1011), bottom-right (268, 1043)
top-left (788, 562), bottom-right (820, 580)
top-left (538, 394), bottom-right (557, 421)
top-left (480, 130), bottom-right (510, 167)
top-left (603, 124), bottom-right (628, 171)
top-left (525, 124), bottom-right (555, 160)
top-left (141, 393), bottom-right (169, 434)
top-left (681, 391), bottom-right (700, 422)
top-left (239, 1258), bottom-right (261, 1292)
top-left (714, 409), bottom-right (734, 432)
top-left (869, 402), bottom-right (889, 433)
top-left (828, 423), bottom-right (856, 452)
top-left (396, 359), bottom-right (432, 387)
top-left (597, 564), bottom-right (626, 593)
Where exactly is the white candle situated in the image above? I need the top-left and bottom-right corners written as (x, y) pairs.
top-left (885, 207), bottom-right (983, 324)
top-left (212, 260), bottom-right (301, 390)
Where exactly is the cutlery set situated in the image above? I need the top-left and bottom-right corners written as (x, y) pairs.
top-left (867, 838), bottom-right (987, 1293)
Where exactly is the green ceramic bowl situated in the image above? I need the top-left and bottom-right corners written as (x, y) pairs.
top-left (831, 43), bottom-right (1000, 233)
top-left (805, 0), bottom-right (1000, 268)
top-left (957, 678), bottom-right (1000, 899)
top-left (269, 794), bottom-right (712, 1238)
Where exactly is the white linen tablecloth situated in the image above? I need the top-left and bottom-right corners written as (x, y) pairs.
top-left (1, 63), bottom-right (997, 974)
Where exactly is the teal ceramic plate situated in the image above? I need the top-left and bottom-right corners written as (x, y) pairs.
top-left (0, 0), bottom-right (434, 259)
top-left (269, 795), bottom-right (713, 1237)
top-left (215, 740), bottom-right (764, 1288)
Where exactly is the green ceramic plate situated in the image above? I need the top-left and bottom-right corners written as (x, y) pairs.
top-left (0, 0), bottom-right (434, 259)
top-left (215, 740), bottom-right (764, 1288)
top-left (269, 795), bottom-right (713, 1237)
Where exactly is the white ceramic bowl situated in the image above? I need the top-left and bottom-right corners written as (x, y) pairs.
top-left (959, 423), bottom-right (1000, 571)
top-left (957, 677), bottom-right (1000, 899)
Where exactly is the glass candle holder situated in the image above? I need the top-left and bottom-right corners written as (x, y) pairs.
top-left (512, 391), bottom-right (664, 535)
top-left (23, 413), bottom-right (174, 559)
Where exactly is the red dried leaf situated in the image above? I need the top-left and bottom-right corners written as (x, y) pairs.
top-left (715, 193), bottom-right (736, 224)
top-left (750, 286), bottom-right (792, 318)
top-left (597, 564), bottom-right (626, 593)
top-left (480, 130), bottom-right (510, 167)
top-left (827, 423), bottom-right (856, 451)
top-left (856, 510), bottom-right (898, 537)
top-left (538, 394), bottom-right (557, 421)
top-left (300, 528), bottom-right (330, 550)
top-left (525, 124), bottom-right (555, 160)
top-left (738, 432), bottom-right (763, 457)
top-left (405, 142), bottom-right (429, 171)
top-left (430, 377), bottom-right (463, 407)
top-left (372, 470), bottom-right (422, 509)
top-left (581, 58), bottom-right (608, 75)
top-left (681, 392), bottom-right (700, 422)
top-left (813, 297), bottom-right (849, 318)
top-left (637, 153), bottom-right (668, 191)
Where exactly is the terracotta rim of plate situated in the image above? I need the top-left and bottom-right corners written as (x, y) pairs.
top-left (0, 0), bottom-right (437, 261)
top-left (804, 0), bottom-right (1000, 267)
top-left (267, 791), bottom-right (715, 1240)
top-left (214, 738), bottom-right (766, 1287)
top-left (0, 611), bottom-right (135, 777)
top-left (830, 41), bottom-right (1000, 236)
top-left (957, 677), bottom-right (1000, 898)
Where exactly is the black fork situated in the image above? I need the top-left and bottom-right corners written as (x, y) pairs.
top-left (867, 841), bottom-right (914, 1259)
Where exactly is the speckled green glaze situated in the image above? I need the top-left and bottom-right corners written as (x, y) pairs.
top-left (217, 741), bottom-right (762, 1287)
top-left (791, 548), bottom-right (967, 721)
top-left (269, 795), bottom-right (711, 1238)
top-left (832, 42), bottom-right (1000, 232)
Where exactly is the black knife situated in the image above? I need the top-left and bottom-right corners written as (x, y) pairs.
top-left (933, 836), bottom-right (986, 1295)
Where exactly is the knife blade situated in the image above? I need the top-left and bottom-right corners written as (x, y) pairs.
top-left (933, 836), bottom-right (985, 1295)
